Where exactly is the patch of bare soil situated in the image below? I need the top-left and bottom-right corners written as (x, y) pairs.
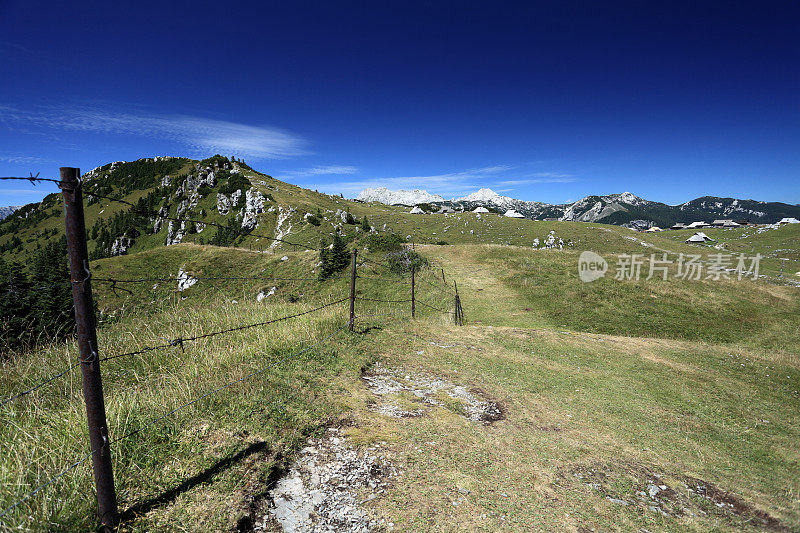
top-left (256, 428), bottom-right (400, 532)
top-left (362, 362), bottom-right (505, 424)
top-left (559, 462), bottom-right (789, 531)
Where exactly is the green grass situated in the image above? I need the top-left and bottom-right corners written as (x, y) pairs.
top-left (421, 244), bottom-right (800, 349)
top-left (3, 160), bottom-right (800, 531)
top-left (0, 244), bottom-right (450, 531)
top-left (342, 245), bottom-right (800, 531)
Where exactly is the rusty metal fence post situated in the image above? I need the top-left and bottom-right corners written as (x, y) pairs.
top-left (411, 265), bottom-right (415, 318)
top-left (349, 248), bottom-right (357, 331)
top-left (60, 167), bottom-right (119, 529)
top-left (454, 280), bottom-right (464, 326)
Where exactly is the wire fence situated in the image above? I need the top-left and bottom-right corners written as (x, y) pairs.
top-left (0, 172), bottom-right (467, 528)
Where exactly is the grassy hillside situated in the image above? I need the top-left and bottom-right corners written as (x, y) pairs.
top-left (2, 158), bottom-right (799, 531)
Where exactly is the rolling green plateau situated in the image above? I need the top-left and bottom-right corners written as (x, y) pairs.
top-left (1, 157), bottom-right (798, 531)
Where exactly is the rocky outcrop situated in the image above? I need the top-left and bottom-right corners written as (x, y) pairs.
top-left (110, 236), bottom-right (134, 256)
top-left (153, 206), bottom-right (168, 233)
top-left (217, 193), bottom-right (232, 215)
top-left (241, 188), bottom-right (266, 230)
top-left (269, 206), bottom-right (294, 250)
top-left (166, 220), bottom-right (186, 246)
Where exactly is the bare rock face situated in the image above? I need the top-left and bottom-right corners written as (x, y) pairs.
top-left (161, 175), bottom-right (171, 187)
top-left (241, 188), bottom-right (266, 230)
top-left (166, 220), bottom-right (186, 246)
top-left (230, 189), bottom-right (243, 206)
top-left (153, 206), bottom-right (169, 233)
top-left (217, 193), bottom-right (232, 215)
top-left (110, 236), bottom-right (134, 256)
top-left (200, 171), bottom-right (216, 188)
top-left (176, 199), bottom-right (189, 217)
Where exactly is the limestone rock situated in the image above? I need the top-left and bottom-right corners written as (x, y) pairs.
top-left (110, 236), bottom-right (133, 256)
top-left (177, 268), bottom-right (197, 291)
top-left (166, 220), bottom-right (186, 246)
top-left (217, 193), bottom-right (231, 215)
top-left (241, 188), bottom-right (266, 230)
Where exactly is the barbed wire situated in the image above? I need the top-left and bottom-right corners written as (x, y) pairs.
top-left (0, 448), bottom-right (96, 521)
top-left (109, 322), bottom-right (349, 447)
top-left (0, 175), bottom-right (63, 186)
top-left (354, 296), bottom-right (413, 304)
top-left (100, 297), bottom-right (348, 362)
top-left (415, 301), bottom-right (450, 313)
top-left (1, 172), bottom-right (467, 527)
top-left (0, 362), bottom-right (81, 410)
top-left (355, 311), bottom-right (402, 319)
top-left (93, 275), bottom-right (347, 285)
top-left (355, 274), bottom-right (407, 284)
top-left (0, 322), bottom-right (349, 524)
top-left (0, 298), bottom-right (348, 409)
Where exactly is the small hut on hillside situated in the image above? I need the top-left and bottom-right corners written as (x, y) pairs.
top-left (685, 232), bottom-right (714, 244)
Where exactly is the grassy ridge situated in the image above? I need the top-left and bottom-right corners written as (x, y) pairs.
top-left (0, 244), bottom-right (451, 531)
top-left (2, 176), bottom-right (799, 530)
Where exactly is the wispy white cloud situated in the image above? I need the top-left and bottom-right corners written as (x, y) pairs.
top-left (498, 176), bottom-right (576, 185)
top-left (314, 165), bottom-right (515, 197)
top-left (276, 165), bottom-right (359, 179)
top-left (0, 155), bottom-right (57, 164)
top-left (0, 105), bottom-right (307, 160)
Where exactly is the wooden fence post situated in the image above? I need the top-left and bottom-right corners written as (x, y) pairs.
top-left (349, 248), bottom-right (357, 331)
top-left (411, 265), bottom-right (415, 319)
top-left (60, 167), bottom-right (119, 530)
top-left (454, 280), bottom-right (463, 326)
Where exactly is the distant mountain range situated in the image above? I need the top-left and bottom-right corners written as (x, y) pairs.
top-left (0, 206), bottom-right (21, 221)
top-left (356, 187), bottom-right (800, 227)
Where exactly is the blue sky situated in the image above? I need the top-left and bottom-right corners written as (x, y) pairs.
top-left (1, 0), bottom-right (798, 207)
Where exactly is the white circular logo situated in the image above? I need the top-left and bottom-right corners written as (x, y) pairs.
top-left (578, 251), bottom-right (607, 282)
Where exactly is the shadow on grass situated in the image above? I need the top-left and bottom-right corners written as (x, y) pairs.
top-left (119, 440), bottom-right (275, 526)
top-left (355, 325), bottom-right (384, 335)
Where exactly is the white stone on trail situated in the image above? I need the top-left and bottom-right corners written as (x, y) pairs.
top-left (263, 428), bottom-right (397, 532)
top-left (363, 363), bottom-right (503, 424)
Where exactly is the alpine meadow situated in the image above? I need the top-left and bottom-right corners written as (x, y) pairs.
top-left (1, 157), bottom-right (798, 531)
top-left (2, 2), bottom-right (800, 531)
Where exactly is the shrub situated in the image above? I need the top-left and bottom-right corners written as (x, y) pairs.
top-left (209, 216), bottom-right (240, 247)
top-left (362, 233), bottom-right (404, 253)
top-left (219, 174), bottom-right (251, 196)
top-left (0, 239), bottom-right (74, 352)
top-left (306, 214), bottom-right (321, 226)
top-left (385, 248), bottom-right (428, 274)
top-left (436, 240), bottom-right (449, 246)
top-left (318, 233), bottom-right (351, 280)
top-left (361, 216), bottom-right (371, 232)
